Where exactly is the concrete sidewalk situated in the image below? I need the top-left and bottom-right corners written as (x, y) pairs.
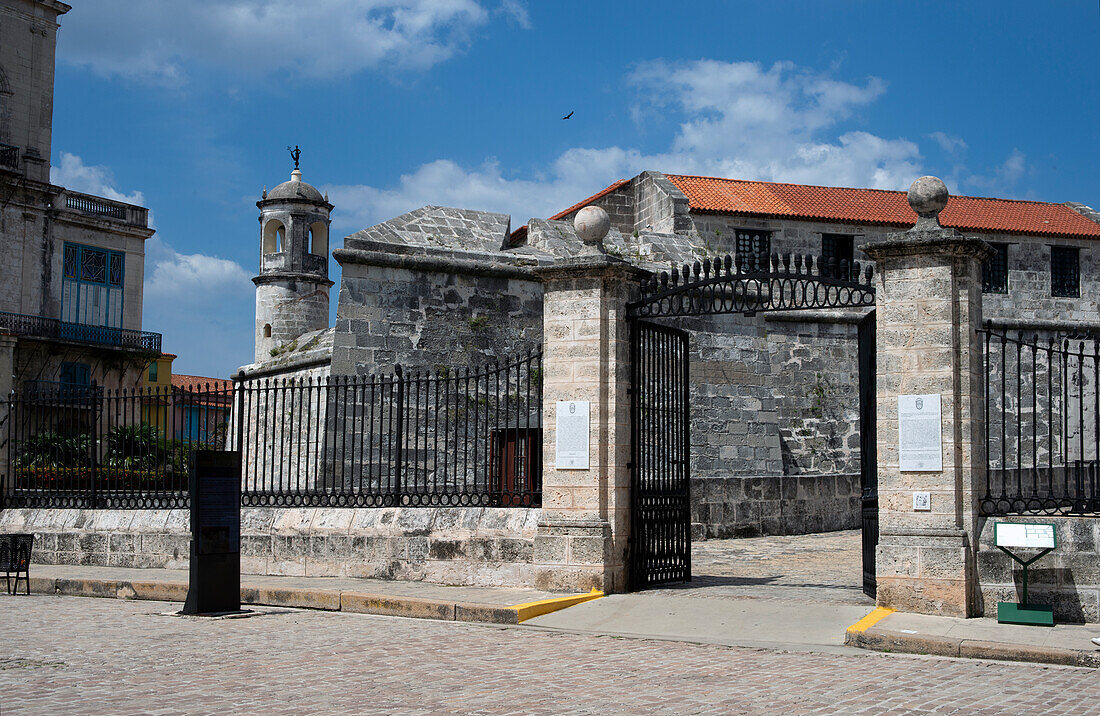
top-left (524, 592), bottom-right (873, 655)
top-left (22, 564), bottom-right (602, 625)
top-left (847, 607), bottom-right (1100, 668)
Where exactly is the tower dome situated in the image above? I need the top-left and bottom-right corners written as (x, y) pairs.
top-left (267, 168), bottom-right (326, 203)
top-left (253, 157), bottom-right (334, 364)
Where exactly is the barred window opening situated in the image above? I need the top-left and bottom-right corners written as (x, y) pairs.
top-left (821, 234), bottom-right (854, 278)
top-left (982, 243), bottom-right (1009, 294)
top-left (735, 229), bottom-right (772, 271)
top-left (1050, 246), bottom-right (1079, 298)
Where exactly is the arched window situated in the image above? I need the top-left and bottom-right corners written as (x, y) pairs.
top-left (309, 221), bottom-right (328, 256)
top-left (262, 220), bottom-right (286, 254)
top-left (263, 324), bottom-right (272, 338)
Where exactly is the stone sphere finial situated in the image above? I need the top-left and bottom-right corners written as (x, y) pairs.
top-left (907, 176), bottom-right (949, 230)
top-left (574, 205), bottom-right (610, 250)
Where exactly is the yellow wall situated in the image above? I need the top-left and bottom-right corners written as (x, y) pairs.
top-left (142, 354), bottom-right (175, 432)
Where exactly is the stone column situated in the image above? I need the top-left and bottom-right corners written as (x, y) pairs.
top-left (863, 177), bottom-right (993, 617)
top-left (532, 207), bottom-right (647, 592)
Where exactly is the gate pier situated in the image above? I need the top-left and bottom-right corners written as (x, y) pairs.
top-left (863, 177), bottom-right (994, 618)
top-left (532, 242), bottom-right (647, 593)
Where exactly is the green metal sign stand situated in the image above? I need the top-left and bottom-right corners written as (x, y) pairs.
top-left (994, 522), bottom-right (1056, 627)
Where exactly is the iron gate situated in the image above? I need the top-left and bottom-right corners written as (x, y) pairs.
top-left (629, 320), bottom-right (691, 589)
top-left (858, 310), bottom-right (878, 598)
top-left (625, 253), bottom-right (877, 592)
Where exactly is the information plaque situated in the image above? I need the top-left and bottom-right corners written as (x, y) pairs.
top-left (555, 400), bottom-right (590, 469)
top-left (994, 521), bottom-right (1057, 626)
top-left (995, 522), bottom-right (1056, 550)
top-left (897, 394), bottom-right (942, 472)
top-left (182, 450), bottom-right (242, 615)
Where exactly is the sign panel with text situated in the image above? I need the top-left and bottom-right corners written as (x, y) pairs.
top-left (898, 394), bottom-right (942, 472)
top-left (555, 400), bottom-right (590, 469)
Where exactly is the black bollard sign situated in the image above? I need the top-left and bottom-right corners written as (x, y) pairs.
top-left (182, 450), bottom-right (241, 615)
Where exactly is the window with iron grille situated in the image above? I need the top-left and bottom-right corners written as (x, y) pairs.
top-left (736, 229), bottom-right (771, 270)
top-left (1050, 246), bottom-right (1079, 297)
top-left (981, 243), bottom-right (1009, 294)
top-left (821, 234), bottom-right (854, 277)
top-left (61, 242), bottom-right (126, 328)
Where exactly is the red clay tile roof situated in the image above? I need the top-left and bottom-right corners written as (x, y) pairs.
top-left (508, 224), bottom-right (528, 245)
top-left (666, 175), bottom-right (1100, 239)
top-left (172, 374), bottom-right (231, 391)
top-left (549, 179), bottom-right (631, 221)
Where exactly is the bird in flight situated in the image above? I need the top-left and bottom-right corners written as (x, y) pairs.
top-left (562, 111), bottom-right (574, 120)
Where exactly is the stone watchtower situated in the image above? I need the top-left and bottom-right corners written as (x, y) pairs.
top-left (254, 162), bottom-right (334, 363)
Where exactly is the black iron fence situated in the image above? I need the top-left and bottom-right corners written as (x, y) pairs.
top-left (238, 351), bottom-right (542, 508)
top-left (2, 382), bottom-right (231, 509)
top-left (981, 325), bottom-right (1100, 515)
top-left (1, 351), bottom-right (543, 509)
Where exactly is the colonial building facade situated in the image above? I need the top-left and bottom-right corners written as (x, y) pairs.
top-left (0, 0), bottom-right (160, 404)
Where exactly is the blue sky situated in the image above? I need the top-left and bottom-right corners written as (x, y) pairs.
top-left (49, 1), bottom-right (1099, 378)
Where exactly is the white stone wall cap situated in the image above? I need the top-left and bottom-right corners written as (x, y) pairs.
top-left (862, 230), bottom-right (995, 261)
top-left (532, 253), bottom-right (653, 281)
top-left (333, 246), bottom-right (545, 280)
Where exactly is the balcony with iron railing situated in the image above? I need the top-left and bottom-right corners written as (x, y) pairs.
top-left (0, 312), bottom-right (161, 353)
top-left (58, 189), bottom-right (149, 228)
top-left (0, 143), bottom-right (19, 171)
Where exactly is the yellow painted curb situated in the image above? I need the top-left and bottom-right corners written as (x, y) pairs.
top-left (846, 606), bottom-right (895, 634)
top-left (511, 588), bottom-right (604, 622)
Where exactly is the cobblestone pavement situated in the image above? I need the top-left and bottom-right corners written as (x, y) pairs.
top-left (655, 530), bottom-right (870, 605)
top-left (2, 594), bottom-right (1099, 715)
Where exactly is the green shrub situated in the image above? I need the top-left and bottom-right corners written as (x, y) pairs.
top-left (15, 432), bottom-right (90, 468)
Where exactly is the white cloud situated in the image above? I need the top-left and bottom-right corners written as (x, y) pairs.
top-left (50, 152), bottom-right (145, 205)
top-left (499, 0), bottom-right (531, 29)
top-left (966, 149), bottom-right (1027, 197)
top-left (324, 60), bottom-right (924, 233)
top-left (143, 236), bottom-right (256, 377)
top-left (144, 238), bottom-right (253, 302)
top-left (58, 0), bottom-right (490, 84)
top-left (928, 131), bottom-right (968, 155)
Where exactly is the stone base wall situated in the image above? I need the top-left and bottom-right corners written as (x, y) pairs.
top-left (0, 507), bottom-right (540, 588)
top-left (692, 473), bottom-right (860, 539)
top-left (977, 516), bottom-right (1100, 623)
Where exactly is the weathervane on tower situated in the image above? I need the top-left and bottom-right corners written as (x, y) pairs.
top-left (287, 144), bottom-right (301, 170)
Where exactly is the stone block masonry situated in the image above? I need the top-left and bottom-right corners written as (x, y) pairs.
top-left (864, 211), bottom-right (992, 617)
top-left (0, 507), bottom-right (541, 588)
top-left (977, 516), bottom-right (1100, 623)
top-left (533, 254), bottom-right (646, 592)
top-left (331, 246), bottom-right (544, 376)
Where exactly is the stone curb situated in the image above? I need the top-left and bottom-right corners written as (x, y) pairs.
top-left (25, 576), bottom-right (537, 625)
top-left (846, 627), bottom-right (1100, 669)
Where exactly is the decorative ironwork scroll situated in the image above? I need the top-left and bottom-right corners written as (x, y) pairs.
top-left (626, 252), bottom-right (875, 319)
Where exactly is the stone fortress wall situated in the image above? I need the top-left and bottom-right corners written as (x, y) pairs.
top-left (550, 173), bottom-right (1100, 538)
top-left (238, 169), bottom-right (1100, 545)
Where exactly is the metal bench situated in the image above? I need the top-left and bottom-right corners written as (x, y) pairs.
top-left (0, 534), bottom-right (33, 595)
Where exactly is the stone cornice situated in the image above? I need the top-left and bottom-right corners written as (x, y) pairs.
top-left (532, 254), bottom-right (652, 283)
top-left (333, 247), bottom-right (540, 281)
top-left (252, 272), bottom-right (334, 288)
top-left (862, 229), bottom-right (995, 262)
top-left (236, 351), bottom-right (332, 380)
